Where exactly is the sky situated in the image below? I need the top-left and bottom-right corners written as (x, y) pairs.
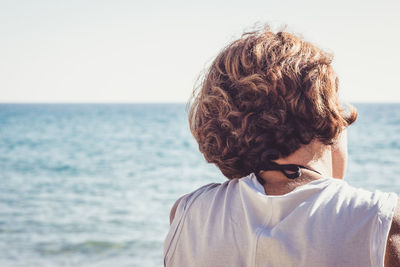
top-left (1, 0), bottom-right (399, 103)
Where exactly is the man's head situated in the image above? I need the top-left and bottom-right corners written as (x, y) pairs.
top-left (189, 26), bottom-right (357, 179)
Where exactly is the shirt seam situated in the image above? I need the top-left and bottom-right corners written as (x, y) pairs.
top-left (254, 198), bottom-right (273, 267)
top-left (372, 192), bottom-right (397, 267)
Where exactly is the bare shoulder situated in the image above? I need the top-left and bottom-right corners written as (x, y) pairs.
top-left (385, 198), bottom-right (400, 266)
top-left (169, 195), bottom-right (187, 225)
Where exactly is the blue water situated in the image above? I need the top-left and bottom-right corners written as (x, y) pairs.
top-left (0, 103), bottom-right (399, 266)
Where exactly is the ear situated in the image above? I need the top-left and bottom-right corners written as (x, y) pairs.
top-left (331, 129), bottom-right (348, 179)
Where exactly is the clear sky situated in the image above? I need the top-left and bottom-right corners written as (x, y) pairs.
top-left (1, 0), bottom-right (399, 103)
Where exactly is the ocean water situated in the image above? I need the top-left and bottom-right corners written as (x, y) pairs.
top-left (0, 103), bottom-right (399, 266)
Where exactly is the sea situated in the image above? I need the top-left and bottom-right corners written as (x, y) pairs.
top-left (0, 103), bottom-right (399, 266)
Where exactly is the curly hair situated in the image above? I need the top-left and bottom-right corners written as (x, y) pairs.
top-left (188, 26), bottom-right (357, 179)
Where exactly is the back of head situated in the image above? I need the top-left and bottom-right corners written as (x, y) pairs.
top-left (189, 26), bottom-right (357, 179)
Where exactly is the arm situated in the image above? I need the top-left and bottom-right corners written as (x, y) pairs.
top-left (331, 129), bottom-right (348, 179)
top-left (385, 199), bottom-right (400, 266)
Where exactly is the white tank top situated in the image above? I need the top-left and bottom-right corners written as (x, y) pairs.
top-left (164, 174), bottom-right (398, 267)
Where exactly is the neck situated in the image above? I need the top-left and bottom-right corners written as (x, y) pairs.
top-left (259, 140), bottom-right (333, 185)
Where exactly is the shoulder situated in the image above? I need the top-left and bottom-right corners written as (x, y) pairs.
top-left (325, 179), bottom-right (396, 209)
top-left (169, 182), bottom-right (224, 225)
top-left (332, 180), bottom-right (399, 266)
top-left (169, 195), bottom-right (186, 224)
